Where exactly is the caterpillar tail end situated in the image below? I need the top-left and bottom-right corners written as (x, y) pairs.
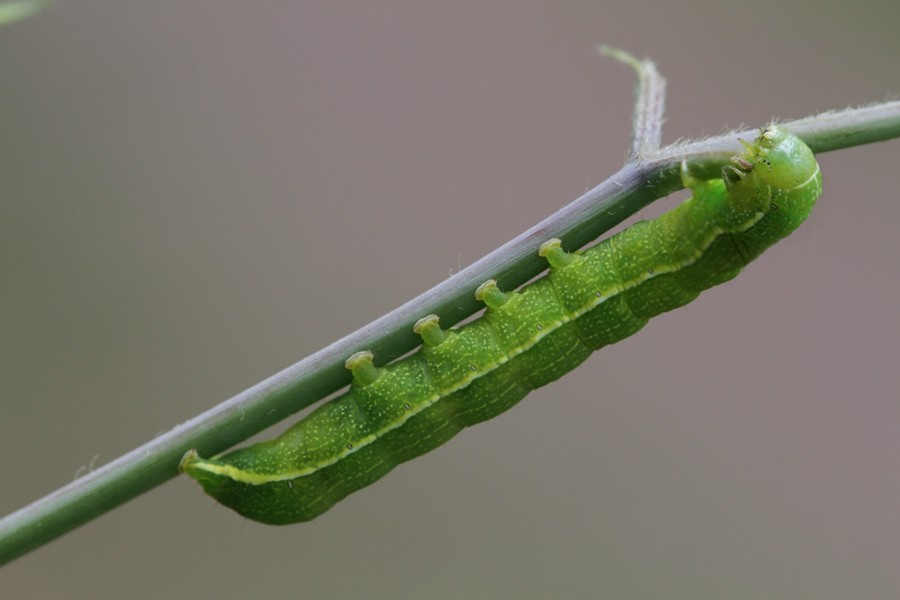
top-left (179, 447), bottom-right (330, 525)
top-left (179, 449), bottom-right (239, 508)
top-left (179, 448), bottom-right (200, 473)
top-left (179, 449), bottom-right (220, 487)
top-left (180, 449), bottom-right (216, 486)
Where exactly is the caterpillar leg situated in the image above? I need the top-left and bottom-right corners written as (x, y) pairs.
top-left (680, 159), bottom-right (720, 195)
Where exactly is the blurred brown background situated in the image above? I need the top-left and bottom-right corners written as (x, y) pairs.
top-left (2, 1), bottom-right (899, 598)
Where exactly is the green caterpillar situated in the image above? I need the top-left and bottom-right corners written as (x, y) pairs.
top-left (181, 126), bottom-right (822, 525)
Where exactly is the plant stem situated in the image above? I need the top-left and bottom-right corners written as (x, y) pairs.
top-left (1, 97), bottom-right (899, 566)
top-left (599, 46), bottom-right (666, 159)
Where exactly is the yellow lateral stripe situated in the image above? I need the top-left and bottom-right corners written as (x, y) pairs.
top-left (199, 209), bottom-right (776, 485)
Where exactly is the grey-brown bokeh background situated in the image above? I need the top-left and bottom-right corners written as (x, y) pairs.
top-left (3, 2), bottom-right (899, 598)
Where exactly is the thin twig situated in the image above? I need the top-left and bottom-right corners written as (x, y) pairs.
top-left (599, 46), bottom-right (666, 159)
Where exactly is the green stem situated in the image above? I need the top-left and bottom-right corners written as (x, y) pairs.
top-left (1, 100), bottom-right (899, 566)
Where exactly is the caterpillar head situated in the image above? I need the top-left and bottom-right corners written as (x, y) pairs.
top-left (724, 125), bottom-right (818, 192)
